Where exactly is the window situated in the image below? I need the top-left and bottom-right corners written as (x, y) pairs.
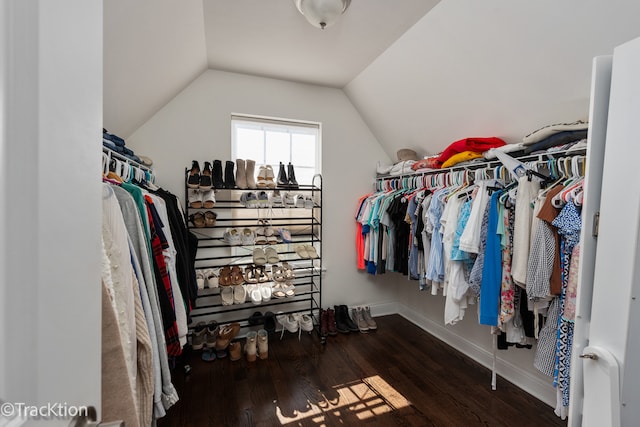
top-left (231, 115), bottom-right (321, 185)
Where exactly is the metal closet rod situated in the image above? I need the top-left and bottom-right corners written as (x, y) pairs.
top-left (375, 148), bottom-right (587, 182)
top-left (104, 146), bottom-right (153, 173)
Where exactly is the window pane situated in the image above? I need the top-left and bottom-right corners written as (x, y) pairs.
top-left (290, 166), bottom-right (315, 186)
top-left (291, 133), bottom-right (316, 167)
top-left (236, 128), bottom-right (264, 163)
top-left (264, 130), bottom-right (290, 165)
top-left (232, 116), bottom-right (320, 182)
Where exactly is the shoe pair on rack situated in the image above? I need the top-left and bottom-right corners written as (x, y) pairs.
top-left (187, 161), bottom-right (214, 190)
top-left (248, 311), bottom-right (277, 334)
top-left (295, 245), bottom-right (319, 259)
top-left (189, 211), bottom-right (217, 228)
top-left (188, 188), bottom-right (216, 209)
top-left (253, 247), bottom-right (279, 265)
top-left (257, 165), bottom-right (277, 188)
top-left (277, 162), bottom-right (299, 189)
top-left (195, 268), bottom-right (219, 290)
top-left (235, 159), bottom-right (257, 190)
top-left (239, 191), bottom-right (270, 208)
top-left (246, 283), bottom-right (272, 305)
top-left (187, 160), bottom-right (233, 189)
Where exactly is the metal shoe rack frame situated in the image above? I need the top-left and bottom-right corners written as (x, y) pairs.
top-left (185, 170), bottom-right (323, 338)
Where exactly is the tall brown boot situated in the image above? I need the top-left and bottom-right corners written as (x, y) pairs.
top-left (236, 159), bottom-right (247, 189)
top-left (245, 159), bottom-right (257, 189)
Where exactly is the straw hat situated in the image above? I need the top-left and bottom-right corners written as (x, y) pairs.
top-left (397, 149), bottom-right (419, 162)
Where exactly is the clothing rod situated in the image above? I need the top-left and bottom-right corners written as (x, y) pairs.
top-left (375, 147), bottom-right (587, 182)
top-left (104, 146), bottom-right (152, 172)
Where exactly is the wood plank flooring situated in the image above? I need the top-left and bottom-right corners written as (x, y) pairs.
top-left (159, 314), bottom-right (567, 427)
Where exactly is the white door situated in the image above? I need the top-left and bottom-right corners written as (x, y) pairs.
top-left (581, 35), bottom-right (640, 427)
top-left (567, 54), bottom-right (613, 427)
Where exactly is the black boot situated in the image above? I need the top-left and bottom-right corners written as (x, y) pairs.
top-left (341, 305), bottom-right (359, 332)
top-left (277, 162), bottom-right (288, 187)
top-left (224, 160), bottom-right (235, 188)
top-left (334, 305), bottom-right (350, 334)
top-left (212, 160), bottom-right (224, 188)
top-left (287, 162), bottom-right (299, 189)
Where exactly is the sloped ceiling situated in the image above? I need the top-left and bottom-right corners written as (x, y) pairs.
top-left (344, 0), bottom-right (640, 160)
top-left (103, 0), bottom-right (439, 139)
top-left (202, 0), bottom-right (439, 88)
top-left (104, 0), bottom-right (640, 155)
top-left (103, 0), bottom-right (207, 138)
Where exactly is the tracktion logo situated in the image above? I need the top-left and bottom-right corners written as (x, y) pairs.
top-left (1, 401), bottom-right (89, 419)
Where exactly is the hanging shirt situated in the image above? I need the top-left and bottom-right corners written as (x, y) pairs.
top-left (479, 191), bottom-right (502, 326)
top-left (511, 176), bottom-right (541, 287)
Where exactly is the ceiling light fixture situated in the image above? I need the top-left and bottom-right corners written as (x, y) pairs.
top-left (294, 0), bottom-right (351, 30)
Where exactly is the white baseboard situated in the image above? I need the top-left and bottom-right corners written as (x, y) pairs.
top-left (369, 301), bottom-right (556, 407)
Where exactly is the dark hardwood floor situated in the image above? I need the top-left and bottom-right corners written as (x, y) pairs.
top-left (159, 315), bottom-right (567, 427)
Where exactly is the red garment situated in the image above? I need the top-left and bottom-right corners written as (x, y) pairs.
top-left (411, 157), bottom-right (440, 171)
top-left (436, 137), bottom-right (507, 166)
top-left (145, 196), bottom-right (182, 357)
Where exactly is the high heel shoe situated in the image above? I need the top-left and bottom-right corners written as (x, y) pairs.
top-left (257, 329), bottom-right (268, 359)
top-left (245, 331), bottom-right (258, 362)
top-left (187, 160), bottom-right (201, 188)
top-left (200, 161), bottom-right (213, 190)
top-left (235, 159), bottom-right (247, 189)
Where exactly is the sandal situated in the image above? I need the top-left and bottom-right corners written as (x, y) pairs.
top-left (264, 247), bottom-right (280, 264)
top-left (187, 160), bottom-right (200, 189)
top-left (244, 265), bottom-right (259, 284)
top-left (305, 245), bottom-right (319, 259)
top-left (205, 269), bottom-right (219, 288)
top-left (220, 286), bottom-right (234, 306)
top-left (233, 284), bottom-right (247, 304)
top-left (271, 265), bottom-right (286, 282)
top-left (253, 248), bottom-right (267, 265)
top-left (281, 262), bottom-right (295, 280)
top-left (256, 266), bottom-right (270, 283)
top-left (295, 245), bottom-right (309, 259)
top-left (190, 212), bottom-right (206, 228)
top-left (261, 283), bottom-right (272, 303)
top-left (264, 165), bottom-right (277, 188)
top-left (204, 210), bottom-right (217, 227)
top-left (230, 265), bottom-right (245, 285)
top-left (249, 284), bottom-right (262, 305)
top-left (202, 189), bottom-right (216, 209)
top-left (218, 266), bottom-right (233, 286)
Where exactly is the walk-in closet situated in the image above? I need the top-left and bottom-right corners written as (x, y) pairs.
top-left (4, 1), bottom-right (640, 427)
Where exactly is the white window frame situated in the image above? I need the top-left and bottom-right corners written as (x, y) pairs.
top-left (231, 114), bottom-right (322, 185)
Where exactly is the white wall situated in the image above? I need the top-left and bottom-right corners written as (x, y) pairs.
top-left (128, 69), bottom-right (398, 309)
top-left (0, 0), bottom-right (102, 420)
top-left (344, 0), bottom-right (640, 160)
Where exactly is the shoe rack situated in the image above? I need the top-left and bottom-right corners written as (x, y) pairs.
top-left (184, 167), bottom-right (323, 339)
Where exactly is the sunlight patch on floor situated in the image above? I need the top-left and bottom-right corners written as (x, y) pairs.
top-left (275, 375), bottom-right (411, 425)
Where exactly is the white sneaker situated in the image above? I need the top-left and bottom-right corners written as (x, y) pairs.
top-left (223, 228), bottom-right (242, 245)
top-left (299, 314), bottom-right (314, 333)
top-left (303, 196), bottom-right (314, 209)
top-left (241, 228), bottom-right (255, 245)
top-left (294, 194), bottom-right (305, 208)
top-left (272, 190), bottom-right (283, 207)
top-left (284, 192), bottom-right (295, 206)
